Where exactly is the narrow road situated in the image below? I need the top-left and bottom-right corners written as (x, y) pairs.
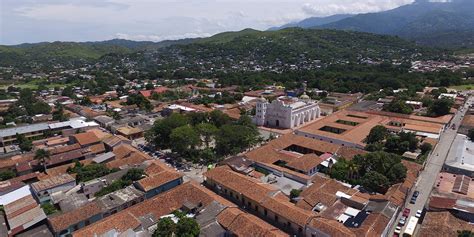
top-left (388, 96), bottom-right (472, 237)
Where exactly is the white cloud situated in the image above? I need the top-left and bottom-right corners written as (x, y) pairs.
top-left (301, 0), bottom-right (414, 16)
top-left (2, 0), bottom-right (416, 44)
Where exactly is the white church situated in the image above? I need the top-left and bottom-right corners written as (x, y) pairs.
top-left (253, 94), bottom-right (320, 129)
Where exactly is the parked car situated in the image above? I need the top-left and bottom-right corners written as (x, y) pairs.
top-left (398, 216), bottom-right (406, 226)
top-left (410, 196), bottom-right (417, 204)
top-left (415, 210), bottom-right (422, 218)
top-left (403, 208), bottom-right (411, 217)
top-left (395, 226), bottom-right (402, 234)
top-left (413, 191), bottom-right (420, 198)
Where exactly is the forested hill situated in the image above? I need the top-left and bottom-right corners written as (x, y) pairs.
top-left (0, 28), bottom-right (444, 69)
top-left (151, 28), bottom-right (442, 66)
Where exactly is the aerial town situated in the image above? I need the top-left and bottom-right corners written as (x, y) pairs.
top-left (0, 61), bottom-right (473, 237)
top-left (1, 0), bottom-right (474, 237)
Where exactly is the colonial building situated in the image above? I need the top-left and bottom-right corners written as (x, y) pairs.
top-left (254, 95), bottom-right (320, 129)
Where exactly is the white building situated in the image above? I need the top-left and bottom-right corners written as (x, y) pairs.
top-left (254, 95), bottom-right (320, 129)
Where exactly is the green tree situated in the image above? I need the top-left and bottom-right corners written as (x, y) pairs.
top-left (170, 125), bottom-right (201, 155)
top-left (61, 86), bottom-right (75, 98)
top-left (366, 125), bottom-right (388, 144)
top-left (122, 168), bottom-right (144, 181)
top-left (209, 110), bottom-right (231, 127)
top-left (146, 83), bottom-right (154, 90)
top-left (384, 100), bottom-right (413, 114)
top-left (386, 163), bottom-right (407, 183)
top-left (16, 133), bottom-right (33, 152)
top-left (146, 113), bottom-right (189, 148)
top-left (0, 170), bottom-right (16, 181)
top-left (176, 217), bottom-right (200, 237)
top-left (52, 103), bottom-right (69, 121)
top-left (361, 171), bottom-right (390, 193)
top-left (458, 230), bottom-right (474, 237)
top-left (34, 149), bottom-right (51, 173)
top-left (420, 142), bottom-right (433, 154)
top-left (195, 123), bottom-right (218, 148)
top-left (290, 189), bottom-right (302, 199)
top-left (153, 217), bottom-right (176, 237)
top-left (428, 98), bottom-right (453, 116)
top-left (215, 124), bottom-right (259, 156)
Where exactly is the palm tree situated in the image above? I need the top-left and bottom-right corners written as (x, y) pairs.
top-left (34, 149), bottom-right (51, 173)
top-left (347, 161), bottom-right (359, 180)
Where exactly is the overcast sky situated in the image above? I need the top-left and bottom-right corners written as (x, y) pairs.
top-left (0, 0), bottom-right (415, 45)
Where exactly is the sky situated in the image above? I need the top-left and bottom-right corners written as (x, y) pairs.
top-left (0, 0), bottom-right (416, 45)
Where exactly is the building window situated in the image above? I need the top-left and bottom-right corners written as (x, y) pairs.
top-left (264, 209), bottom-right (268, 216)
top-left (275, 215), bottom-right (279, 222)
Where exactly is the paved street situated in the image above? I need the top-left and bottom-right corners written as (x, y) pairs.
top-left (388, 96), bottom-right (472, 236)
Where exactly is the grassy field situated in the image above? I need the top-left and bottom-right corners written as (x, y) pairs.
top-left (449, 84), bottom-right (474, 91)
top-left (0, 79), bottom-right (72, 90)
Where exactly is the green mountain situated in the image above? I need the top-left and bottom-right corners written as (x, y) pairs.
top-left (0, 28), bottom-right (442, 69)
top-left (271, 0), bottom-right (474, 48)
top-left (151, 28), bottom-right (440, 69)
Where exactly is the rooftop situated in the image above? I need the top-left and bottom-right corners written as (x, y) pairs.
top-left (31, 173), bottom-right (75, 192)
top-left (445, 134), bottom-right (474, 172)
top-left (72, 132), bottom-right (100, 146)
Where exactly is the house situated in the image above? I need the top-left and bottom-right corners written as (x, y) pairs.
top-left (31, 174), bottom-right (76, 203)
top-left (115, 126), bottom-right (143, 140)
top-left (93, 116), bottom-right (115, 129)
top-left (4, 195), bottom-right (47, 236)
top-left (70, 132), bottom-right (101, 148)
top-left (134, 161), bottom-right (183, 199)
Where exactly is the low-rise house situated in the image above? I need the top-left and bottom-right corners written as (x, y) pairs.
top-left (4, 195), bottom-right (47, 236)
top-left (93, 116), bottom-right (115, 129)
top-left (31, 174), bottom-right (76, 203)
top-left (116, 126), bottom-right (143, 140)
top-left (70, 132), bottom-right (101, 148)
top-left (134, 161), bottom-right (183, 198)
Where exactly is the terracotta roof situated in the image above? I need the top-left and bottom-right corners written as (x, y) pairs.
top-left (217, 207), bottom-right (287, 237)
top-left (419, 211), bottom-right (474, 237)
top-left (38, 160), bottom-right (92, 180)
top-left (285, 153), bottom-right (322, 173)
top-left (112, 144), bottom-right (136, 159)
top-left (308, 218), bottom-right (356, 237)
top-left (31, 173), bottom-right (75, 192)
top-left (261, 196), bottom-right (315, 227)
top-left (73, 210), bottom-right (140, 237)
top-left (204, 166), bottom-right (278, 203)
top-left (74, 182), bottom-right (235, 237)
top-left (335, 146), bottom-right (368, 161)
top-left (137, 171), bottom-right (183, 192)
top-left (48, 144), bottom-right (81, 155)
top-left (139, 87), bottom-right (168, 97)
top-left (48, 202), bottom-right (103, 233)
top-left (429, 196), bottom-right (457, 209)
top-left (106, 152), bottom-right (150, 169)
top-left (72, 132), bottom-right (100, 146)
top-left (297, 175), bottom-right (358, 210)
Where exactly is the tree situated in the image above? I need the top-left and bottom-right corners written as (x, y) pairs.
top-left (428, 98), bottom-right (453, 117)
top-left (215, 124), bottom-right (259, 156)
top-left (170, 125), bottom-right (201, 155)
top-left (0, 170), bottom-right (16, 181)
top-left (468, 129), bottom-right (474, 141)
top-left (34, 149), bottom-right (51, 173)
top-left (195, 123), bottom-right (218, 148)
top-left (420, 142), bottom-right (433, 154)
top-left (176, 217), bottom-right (200, 237)
top-left (458, 230), bottom-right (474, 237)
top-left (146, 113), bottom-right (189, 148)
top-left (386, 163), bottom-right (407, 183)
top-left (52, 103), bottom-right (69, 121)
top-left (16, 133), bottom-right (31, 151)
top-left (366, 125), bottom-right (388, 144)
top-left (153, 217), bottom-right (176, 237)
top-left (290, 189), bottom-right (302, 199)
top-left (122, 168), bottom-right (144, 181)
top-left (145, 83), bottom-right (154, 90)
top-left (62, 86), bottom-right (75, 98)
top-left (361, 171), bottom-right (390, 193)
top-left (384, 100), bottom-right (413, 114)
top-left (209, 110), bottom-right (231, 127)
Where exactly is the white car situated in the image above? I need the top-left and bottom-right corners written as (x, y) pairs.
top-left (415, 210), bottom-right (422, 218)
top-left (395, 226), bottom-right (402, 234)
